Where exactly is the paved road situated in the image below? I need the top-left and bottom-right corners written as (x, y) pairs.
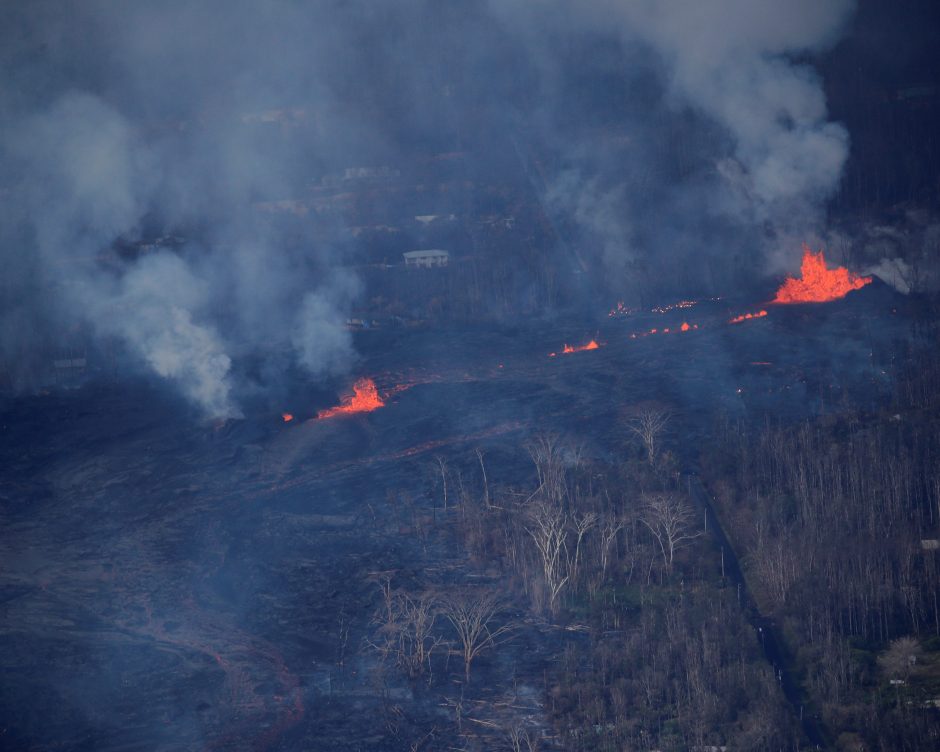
top-left (686, 473), bottom-right (829, 750)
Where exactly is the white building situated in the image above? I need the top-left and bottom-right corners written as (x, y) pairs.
top-left (403, 249), bottom-right (450, 268)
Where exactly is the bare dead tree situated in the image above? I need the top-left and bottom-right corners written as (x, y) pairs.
top-left (749, 532), bottom-right (798, 606)
top-left (599, 514), bottom-right (627, 576)
top-left (475, 448), bottom-right (490, 508)
top-left (408, 727), bottom-right (437, 752)
top-left (525, 498), bottom-right (571, 613)
top-left (369, 586), bottom-right (444, 682)
top-left (569, 511), bottom-right (598, 585)
top-left (441, 589), bottom-right (515, 681)
top-left (505, 724), bottom-right (540, 752)
top-left (640, 493), bottom-right (700, 570)
top-left (525, 433), bottom-right (567, 504)
top-left (377, 575), bottom-right (396, 627)
top-left (878, 636), bottom-right (922, 682)
top-left (394, 591), bottom-right (445, 680)
top-left (626, 407), bottom-right (671, 463)
top-left (434, 455), bottom-right (449, 510)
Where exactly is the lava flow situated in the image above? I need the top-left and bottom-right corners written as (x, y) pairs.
top-left (651, 299), bottom-right (699, 314)
top-left (729, 310), bottom-right (768, 324)
top-left (773, 245), bottom-right (872, 304)
top-left (549, 339), bottom-right (601, 357)
top-left (629, 322), bottom-right (697, 339)
top-left (316, 377), bottom-right (385, 419)
top-left (609, 297), bottom-right (720, 318)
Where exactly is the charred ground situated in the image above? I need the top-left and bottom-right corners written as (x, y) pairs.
top-left (2, 280), bottom-right (938, 750)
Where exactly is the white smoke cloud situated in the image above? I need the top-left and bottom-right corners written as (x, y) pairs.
top-left (4, 93), bottom-right (240, 417)
top-left (493, 0), bottom-right (855, 279)
top-left (621, 0), bottom-right (854, 249)
top-left (0, 10), bottom-right (366, 417)
top-left (291, 274), bottom-right (361, 377)
top-left (85, 253), bottom-right (239, 418)
top-left (0, 0), bottom-right (860, 410)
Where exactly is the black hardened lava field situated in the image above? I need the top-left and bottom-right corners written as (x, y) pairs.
top-left (2, 3), bottom-right (940, 751)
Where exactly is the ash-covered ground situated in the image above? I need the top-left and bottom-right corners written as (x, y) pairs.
top-left (0, 282), bottom-right (916, 750)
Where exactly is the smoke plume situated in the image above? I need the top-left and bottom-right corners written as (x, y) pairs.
top-left (0, 1), bottom-right (856, 414)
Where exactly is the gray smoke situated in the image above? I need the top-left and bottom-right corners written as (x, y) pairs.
top-left (0, 1), bottom-right (857, 415)
top-left (291, 274), bottom-right (361, 378)
top-left (0, 2), bottom-right (373, 417)
top-left (6, 92), bottom-right (239, 415)
top-left (613, 0), bottom-right (855, 267)
top-left (493, 0), bottom-right (855, 289)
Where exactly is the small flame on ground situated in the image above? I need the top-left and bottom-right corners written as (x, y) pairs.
top-left (629, 322), bottom-right (698, 340)
top-left (610, 297), bottom-right (723, 320)
top-left (608, 301), bottom-right (637, 317)
top-left (282, 413), bottom-right (294, 422)
top-left (651, 300), bottom-right (699, 314)
top-left (316, 378), bottom-right (385, 419)
top-left (729, 310), bottom-right (768, 324)
top-left (564, 340), bottom-right (600, 353)
top-left (550, 339), bottom-right (601, 357)
top-left (773, 245), bottom-right (872, 304)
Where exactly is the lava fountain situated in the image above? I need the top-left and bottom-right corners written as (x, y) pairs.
top-left (773, 245), bottom-right (872, 304)
top-left (316, 378), bottom-right (385, 419)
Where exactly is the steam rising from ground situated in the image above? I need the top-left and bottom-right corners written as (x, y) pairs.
top-left (0, 1), bottom-right (855, 415)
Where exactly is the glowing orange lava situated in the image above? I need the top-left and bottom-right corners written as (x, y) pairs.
top-left (282, 413), bottom-right (294, 422)
top-left (564, 339), bottom-right (600, 353)
top-left (550, 339), bottom-right (601, 357)
top-left (629, 322), bottom-right (698, 340)
top-left (316, 378), bottom-right (385, 419)
top-left (651, 300), bottom-right (698, 314)
top-left (773, 246), bottom-right (872, 304)
top-left (608, 301), bottom-right (636, 317)
top-left (729, 310), bottom-right (768, 324)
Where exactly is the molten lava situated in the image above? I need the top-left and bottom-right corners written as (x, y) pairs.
top-left (629, 322), bottom-right (698, 339)
top-left (651, 300), bottom-right (698, 314)
top-left (729, 310), bottom-right (768, 324)
top-left (316, 378), bottom-right (385, 419)
top-left (608, 301), bottom-right (637, 317)
top-left (550, 340), bottom-right (601, 357)
top-left (773, 246), bottom-right (872, 304)
top-left (282, 413), bottom-right (294, 422)
top-left (564, 339), bottom-right (600, 353)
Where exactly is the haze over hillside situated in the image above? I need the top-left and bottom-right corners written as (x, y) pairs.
top-left (1, 3), bottom-right (940, 751)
